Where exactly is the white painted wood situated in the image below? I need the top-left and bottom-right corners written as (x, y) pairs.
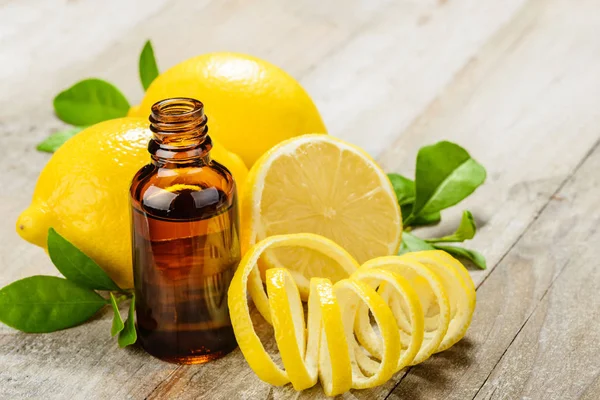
top-left (378, 0), bottom-right (600, 289)
top-left (390, 141), bottom-right (600, 399)
top-left (1, 0), bottom-right (600, 399)
top-left (303, 0), bottom-right (525, 157)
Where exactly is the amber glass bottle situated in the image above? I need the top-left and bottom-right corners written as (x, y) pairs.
top-left (130, 98), bottom-right (240, 364)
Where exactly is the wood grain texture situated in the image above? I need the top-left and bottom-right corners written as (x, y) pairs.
top-left (383, 0), bottom-right (600, 397)
top-left (303, 0), bottom-right (525, 157)
top-left (1, 0), bottom-right (600, 399)
top-left (389, 137), bottom-right (600, 399)
top-left (471, 143), bottom-right (600, 399)
top-left (378, 0), bottom-right (600, 288)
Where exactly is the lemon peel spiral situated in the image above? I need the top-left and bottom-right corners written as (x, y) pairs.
top-left (228, 234), bottom-right (476, 396)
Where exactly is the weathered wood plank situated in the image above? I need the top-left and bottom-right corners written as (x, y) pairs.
top-left (383, 0), bottom-right (600, 397)
top-left (0, 309), bottom-right (179, 399)
top-left (2, 0), bottom-right (599, 399)
top-left (302, 0), bottom-right (525, 157)
top-left (378, 0), bottom-right (600, 288)
top-left (389, 137), bottom-right (600, 399)
top-left (470, 148), bottom-right (600, 399)
top-left (0, 0), bottom-right (399, 119)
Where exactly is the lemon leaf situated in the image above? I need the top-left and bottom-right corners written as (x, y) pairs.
top-left (407, 141), bottom-right (486, 223)
top-left (400, 203), bottom-right (441, 228)
top-left (398, 232), bottom-right (435, 254)
top-left (109, 293), bottom-right (125, 337)
top-left (425, 210), bottom-right (476, 243)
top-left (0, 276), bottom-right (108, 333)
top-left (139, 40), bottom-right (160, 91)
top-left (412, 211), bottom-right (442, 227)
top-left (388, 173), bottom-right (415, 205)
top-left (47, 228), bottom-right (121, 291)
top-left (36, 126), bottom-right (85, 153)
top-left (433, 244), bottom-right (487, 270)
top-left (388, 174), bottom-right (440, 228)
top-left (118, 296), bottom-right (137, 348)
top-left (53, 78), bottom-right (130, 125)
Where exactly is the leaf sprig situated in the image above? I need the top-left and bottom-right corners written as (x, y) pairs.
top-left (0, 229), bottom-right (137, 347)
top-left (37, 40), bottom-right (160, 153)
top-left (390, 141), bottom-right (487, 270)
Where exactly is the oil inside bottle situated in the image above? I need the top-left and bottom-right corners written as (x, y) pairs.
top-left (132, 185), bottom-right (240, 364)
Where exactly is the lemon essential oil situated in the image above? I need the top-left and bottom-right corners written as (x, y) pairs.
top-left (129, 98), bottom-right (240, 364)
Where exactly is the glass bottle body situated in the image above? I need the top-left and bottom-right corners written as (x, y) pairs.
top-left (129, 98), bottom-right (239, 364)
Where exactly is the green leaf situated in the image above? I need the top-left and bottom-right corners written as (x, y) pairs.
top-left (426, 210), bottom-right (476, 243)
top-left (388, 174), bottom-right (441, 228)
top-left (36, 126), bottom-right (84, 153)
top-left (434, 244), bottom-right (487, 270)
top-left (388, 173), bottom-right (415, 205)
top-left (412, 211), bottom-right (442, 227)
top-left (0, 276), bottom-right (108, 333)
top-left (47, 228), bottom-right (121, 291)
top-left (139, 40), bottom-right (160, 91)
top-left (400, 203), bottom-right (412, 222)
top-left (398, 232), bottom-right (435, 255)
top-left (409, 141), bottom-right (486, 221)
top-left (109, 293), bottom-right (125, 337)
top-left (401, 202), bottom-right (441, 228)
top-left (53, 78), bottom-right (130, 126)
top-left (412, 211), bottom-right (442, 226)
top-left (118, 296), bottom-right (137, 348)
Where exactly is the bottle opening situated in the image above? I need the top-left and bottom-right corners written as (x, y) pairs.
top-left (151, 98), bottom-right (205, 123)
top-left (149, 97), bottom-right (208, 137)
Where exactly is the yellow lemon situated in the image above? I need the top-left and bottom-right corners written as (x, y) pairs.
top-left (131, 52), bottom-right (327, 167)
top-left (127, 104), bottom-right (140, 117)
top-left (229, 234), bottom-right (479, 395)
top-left (16, 117), bottom-right (248, 288)
top-left (228, 233), bottom-right (358, 391)
top-left (240, 134), bottom-right (402, 297)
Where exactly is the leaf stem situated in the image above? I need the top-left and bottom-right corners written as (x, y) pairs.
top-left (112, 294), bottom-right (131, 304)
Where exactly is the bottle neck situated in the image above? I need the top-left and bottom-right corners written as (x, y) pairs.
top-left (148, 98), bottom-right (212, 167)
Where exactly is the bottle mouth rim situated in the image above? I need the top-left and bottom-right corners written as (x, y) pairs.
top-left (151, 98), bottom-right (205, 123)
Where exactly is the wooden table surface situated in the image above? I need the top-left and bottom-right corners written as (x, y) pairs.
top-left (2, 0), bottom-right (600, 399)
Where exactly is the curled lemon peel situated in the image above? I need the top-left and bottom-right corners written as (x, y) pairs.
top-left (228, 233), bottom-right (476, 395)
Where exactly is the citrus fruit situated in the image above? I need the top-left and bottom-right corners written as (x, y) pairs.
top-left (228, 234), bottom-right (476, 394)
top-left (130, 52), bottom-right (327, 167)
top-left (310, 277), bottom-right (352, 396)
top-left (400, 250), bottom-right (476, 352)
top-left (333, 277), bottom-right (401, 389)
top-left (358, 256), bottom-right (450, 365)
top-left (266, 267), bottom-right (319, 391)
top-left (350, 268), bottom-right (424, 371)
top-left (240, 134), bottom-right (402, 296)
top-left (16, 118), bottom-right (248, 288)
top-left (227, 233), bottom-right (358, 390)
top-left (127, 104), bottom-right (140, 117)
top-left (230, 234), bottom-right (479, 394)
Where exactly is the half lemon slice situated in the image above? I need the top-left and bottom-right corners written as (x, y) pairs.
top-left (240, 134), bottom-right (402, 296)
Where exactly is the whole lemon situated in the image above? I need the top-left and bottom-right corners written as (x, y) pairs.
top-left (131, 53), bottom-right (327, 167)
top-left (17, 117), bottom-right (248, 288)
